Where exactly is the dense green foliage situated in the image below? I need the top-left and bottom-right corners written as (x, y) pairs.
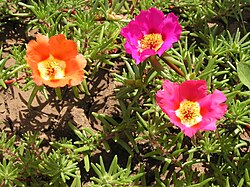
top-left (0, 0), bottom-right (250, 186)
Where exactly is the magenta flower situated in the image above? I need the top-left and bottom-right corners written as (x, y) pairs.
top-left (120, 7), bottom-right (182, 64)
top-left (156, 80), bottom-right (227, 137)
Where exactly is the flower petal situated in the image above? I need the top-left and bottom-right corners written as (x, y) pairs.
top-left (124, 41), bottom-right (140, 64)
top-left (156, 80), bottom-right (180, 113)
top-left (169, 116), bottom-right (201, 138)
top-left (179, 80), bottom-right (207, 101)
top-left (156, 80), bottom-right (227, 138)
top-left (26, 34), bottom-right (86, 88)
top-left (121, 8), bottom-right (182, 64)
top-left (139, 49), bottom-right (157, 62)
top-left (199, 119), bottom-right (217, 131)
top-left (65, 54), bottom-right (87, 75)
top-left (32, 73), bottom-right (44, 86)
top-left (68, 70), bottom-right (85, 86)
top-left (157, 13), bottom-right (182, 56)
top-left (135, 7), bottom-right (165, 34)
top-left (161, 13), bottom-right (182, 41)
top-left (43, 78), bottom-right (69, 88)
top-left (26, 34), bottom-right (50, 66)
top-left (199, 89), bottom-right (227, 118)
top-left (65, 54), bottom-right (86, 86)
top-left (120, 21), bottom-right (144, 40)
top-left (180, 125), bottom-right (199, 138)
top-left (49, 34), bottom-right (78, 61)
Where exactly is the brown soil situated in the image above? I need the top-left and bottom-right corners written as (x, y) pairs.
top-left (0, 18), bottom-right (121, 139)
top-left (0, 18), bottom-right (128, 186)
top-left (0, 67), bottom-right (120, 140)
top-left (2, 9), bottom-right (250, 187)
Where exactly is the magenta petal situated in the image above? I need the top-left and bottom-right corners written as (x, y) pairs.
top-left (124, 42), bottom-right (140, 64)
top-left (120, 21), bottom-right (144, 41)
top-left (139, 49), bottom-right (157, 62)
top-left (199, 90), bottom-right (227, 118)
top-left (147, 8), bottom-right (165, 33)
top-left (135, 7), bottom-right (165, 33)
top-left (157, 41), bottom-right (174, 56)
top-left (120, 8), bottom-right (182, 64)
top-left (161, 13), bottom-right (182, 41)
top-left (157, 13), bottom-right (182, 56)
top-left (162, 80), bottom-right (180, 105)
top-left (132, 10), bottom-right (150, 33)
top-left (156, 88), bottom-right (195, 137)
top-left (179, 80), bottom-right (208, 101)
top-left (156, 90), bottom-right (173, 115)
top-left (120, 21), bottom-right (143, 52)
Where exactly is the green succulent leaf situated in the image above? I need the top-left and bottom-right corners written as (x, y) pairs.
top-left (237, 62), bottom-right (250, 90)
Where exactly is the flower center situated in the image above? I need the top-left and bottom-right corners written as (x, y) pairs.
top-left (38, 56), bottom-right (66, 81)
top-left (139, 33), bottom-right (163, 52)
top-left (175, 100), bottom-right (202, 127)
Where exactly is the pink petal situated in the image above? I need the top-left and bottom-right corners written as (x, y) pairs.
top-left (179, 80), bottom-right (208, 101)
top-left (156, 80), bottom-right (180, 111)
top-left (131, 10), bottom-right (150, 33)
top-left (170, 118), bottom-right (201, 138)
top-left (120, 8), bottom-right (182, 64)
top-left (120, 21), bottom-right (144, 41)
top-left (124, 42), bottom-right (140, 64)
top-left (199, 119), bottom-right (217, 131)
top-left (135, 8), bottom-right (165, 34)
top-left (139, 49), bottom-right (157, 62)
top-left (157, 41), bottom-right (174, 57)
top-left (181, 126), bottom-right (199, 138)
top-left (157, 13), bottom-right (182, 56)
top-left (199, 90), bottom-right (227, 119)
top-left (156, 80), bottom-right (227, 138)
top-left (161, 13), bottom-right (182, 41)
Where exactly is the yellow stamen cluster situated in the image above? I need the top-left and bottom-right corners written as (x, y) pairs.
top-left (38, 56), bottom-right (66, 81)
top-left (139, 33), bottom-right (163, 52)
top-left (175, 100), bottom-right (202, 127)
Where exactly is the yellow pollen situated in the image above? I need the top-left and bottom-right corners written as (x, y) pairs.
top-left (37, 56), bottom-right (66, 81)
top-left (175, 100), bottom-right (202, 127)
top-left (139, 33), bottom-right (163, 52)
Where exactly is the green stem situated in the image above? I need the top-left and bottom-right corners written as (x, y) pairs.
top-left (55, 87), bottom-right (62, 100)
top-left (72, 86), bottom-right (79, 99)
top-left (28, 85), bottom-right (41, 108)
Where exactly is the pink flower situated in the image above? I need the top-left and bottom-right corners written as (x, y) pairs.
top-left (156, 80), bottom-right (227, 137)
top-left (120, 7), bottom-right (182, 64)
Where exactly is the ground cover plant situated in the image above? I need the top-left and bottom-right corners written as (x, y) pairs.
top-left (0, 0), bottom-right (250, 186)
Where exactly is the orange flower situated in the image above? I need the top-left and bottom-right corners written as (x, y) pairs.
top-left (25, 34), bottom-right (87, 88)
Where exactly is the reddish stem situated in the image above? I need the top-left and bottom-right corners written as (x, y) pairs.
top-left (130, 0), bottom-right (139, 15)
top-left (159, 56), bottom-right (185, 77)
top-left (4, 76), bottom-right (25, 84)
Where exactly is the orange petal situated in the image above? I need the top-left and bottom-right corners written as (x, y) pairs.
top-left (63, 54), bottom-right (86, 86)
top-left (43, 78), bottom-right (69, 88)
top-left (76, 54), bottom-right (87, 69)
top-left (26, 34), bottom-right (50, 67)
top-left (65, 54), bottom-right (87, 75)
top-left (36, 34), bottom-right (49, 43)
top-left (49, 34), bottom-right (78, 61)
top-left (68, 70), bottom-right (84, 86)
top-left (32, 73), bottom-right (44, 86)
